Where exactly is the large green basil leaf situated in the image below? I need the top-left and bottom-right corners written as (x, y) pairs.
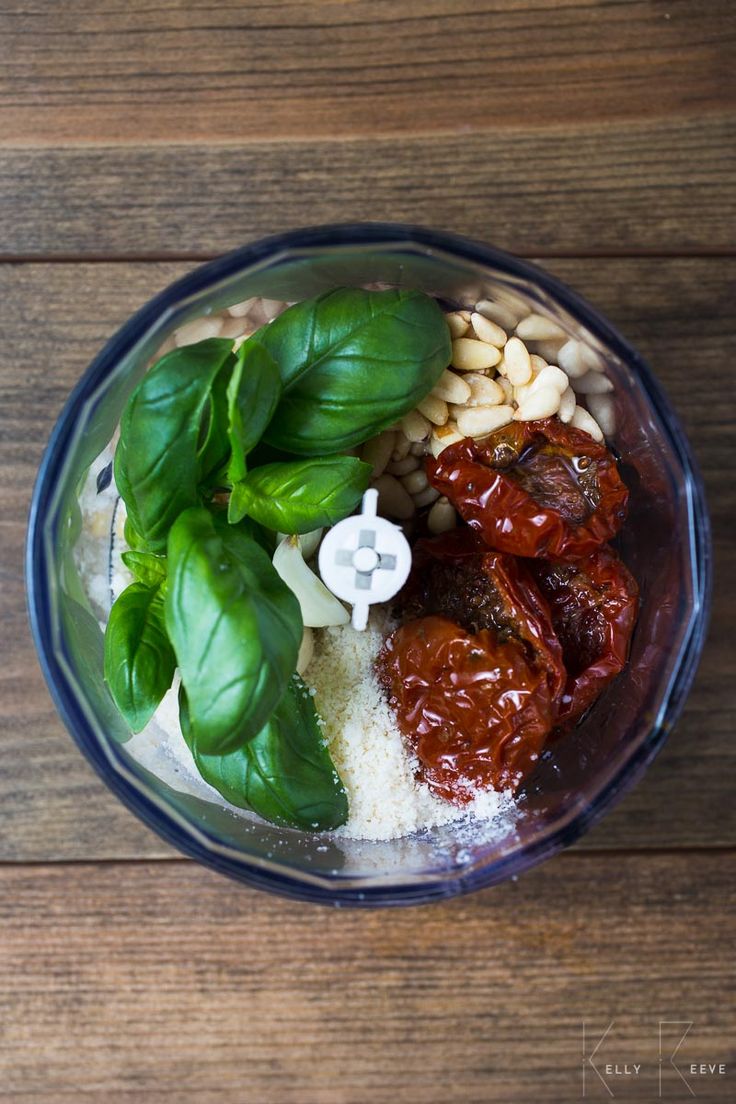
top-left (226, 341), bottom-right (282, 485)
top-left (255, 288), bottom-right (451, 454)
top-left (180, 677), bottom-right (348, 831)
top-left (121, 550), bottom-right (167, 587)
top-left (228, 456), bottom-right (371, 533)
top-left (114, 339), bottom-right (235, 549)
top-left (104, 582), bottom-right (176, 733)
top-left (165, 508), bottom-right (302, 755)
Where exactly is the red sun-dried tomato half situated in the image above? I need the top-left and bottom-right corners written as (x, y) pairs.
top-left (426, 418), bottom-right (629, 560)
top-left (376, 615), bottom-right (554, 801)
top-left (397, 527), bottom-right (566, 705)
top-left (529, 544), bottom-right (639, 728)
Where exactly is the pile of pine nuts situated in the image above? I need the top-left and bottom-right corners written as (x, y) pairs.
top-left (166, 295), bottom-right (616, 538)
top-left (361, 298), bottom-right (616, 534)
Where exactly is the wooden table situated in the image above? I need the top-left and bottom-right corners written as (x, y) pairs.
top-left (1, 3), bottom-right (735, 1101)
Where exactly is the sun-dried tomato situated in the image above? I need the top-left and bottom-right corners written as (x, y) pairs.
top-left (426, 418), bottom-right (629, 560)
top-left (377, 615), bottom-right (554, 800)
top-left (397, 528), bottom-right (565, 704)
top-left (529, 545), bottom-right (639, 727)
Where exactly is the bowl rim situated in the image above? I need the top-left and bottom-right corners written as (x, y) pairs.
top-left (25, 222), bottom-right (712, 907)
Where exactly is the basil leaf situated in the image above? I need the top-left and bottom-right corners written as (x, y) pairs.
top-left (121, 550), bottom-right (167, 587)
top-left (226, 341), bottom-right (282, 485)
top-left (197, 357), bottom-right (233, 484)
top-left (104, 582), bottom-right (176, 733)
top-left (256, 288), bottom-right (451, 454)
top-left (228, 456), bottom-right (371, 533)
top-left (165, 507), bottom-right (302, 755)
top-left (114, 339), bottom-right (235, 549)
top-left (180, 677), bottom-right (348, 831)
top-left (123, 516), bottom-right (153, 553)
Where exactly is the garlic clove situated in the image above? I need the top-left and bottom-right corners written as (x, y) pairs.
top-left (273, 535), bottom-right (349, 627)
top-left (296, 627), bottom-right (315, 675)
top-left (276, 527), bottom-right (323, 560)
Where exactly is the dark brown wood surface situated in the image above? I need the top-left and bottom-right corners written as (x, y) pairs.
top-left (1, 2), bottom-right (735, 1101)
top-left (1, 854), bottom-right (734, 1104)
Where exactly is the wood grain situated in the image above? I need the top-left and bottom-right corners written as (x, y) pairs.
top-left (0, 855), bottom-right (734, 1103)
top-left (0, 0), bottom-right (734, 145)
top-left (0, 257), bottom-right (733, 862)
top-left (2, 114), bottom-right (736, 257)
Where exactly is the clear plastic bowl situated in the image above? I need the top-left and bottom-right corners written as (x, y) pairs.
top-left (26, 224), bottom-right (711, 907)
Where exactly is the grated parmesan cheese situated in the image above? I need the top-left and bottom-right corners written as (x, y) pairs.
top-left (306, 611), bottom-right (513, 841)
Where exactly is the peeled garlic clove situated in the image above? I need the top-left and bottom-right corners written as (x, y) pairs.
top-left (273, 536), bottom-right (349, 627)
top-left (296, 627), bottom-right (315, 676)
top-left (277, 527), bottom-right (323, 561)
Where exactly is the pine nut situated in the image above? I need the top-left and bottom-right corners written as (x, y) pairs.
top-left (432, 368), bottom-right (472, 404)
top-left (428, 497), bottom-right (457, 534)
top-left (174, 316), bottom-right (224, 347)
top-left (572, 371), bottom-right (614, 395)
top-left (445, 311), bottom-right (470, 339)
top-left (558, 386), bottom-right (576, 423)
top-left (461, 372), bottom-right (505, 407)
top-left (219, 316), bottom-right (251, 340)
top-left (557, 339), bottom-right (588, 378)
top-left (372, 474), bottom-right (415, 519)
top-left (413, 484), bottom-right (441, 508)
top-left (470, 312), bottom-right (507, 347)
top-left (410, 441), bottom-right (427, 456)
top-left (429, 422), bottom-right (464, 458)
top-left (501, 337), bottom-right (533, 385)
top-left (570, 405), bottom-right (604, 442)
top-left (152, 335), bottom-right (176, 360)
top-left (529, 365), bottom-right (569, 395)
top-left (391, 434), bottom-right (412, 461)
top-left (417, 394), bottom-right (449, 426)
top-left (387, 455), bottom-right (420, 477)
top-left (260, 298), bottom-right (285, 320)
top-left (227, 297), bottom-right (257, 318)
top-left (361, 430), bottom-right (396, 478)
top-left (400, 409), bottom-right (431, 442)
top-left (497, 376), bottom-right (513, 403)
top-left (586, 393), bottom-right (616, 436)
top-left (456, 404), bottom-right (515, 438)
top-left (579, 342), bottom-right (606, 372)
top-left (401, 468), bottom-right (429, 495)
top-left (452, 338), bottom-right (502, 372)
top-left (533, 339), bottom-right (566, 363)
top-left (475, 299), bottom-right (519, 332)
top-left (515, 313), bottom-right (567, 342)
top-left (514, 386), bottom-right (562, 421)
top-left (530, 354), bottom-right (548, 373)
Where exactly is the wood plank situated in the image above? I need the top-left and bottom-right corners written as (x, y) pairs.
top-left (0, 854), bottom-right (733, 1102)
top-left (1, 257), bottom-right (733, 861)
top-left (2, 117), bottom-right (735, 257)
top-left (1, 0), bottom-right (733, 145)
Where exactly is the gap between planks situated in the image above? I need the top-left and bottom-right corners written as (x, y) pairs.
top-left (3, 845), bottom-right (735, 870)
top-left (2, 250), bottom-right (736, 265)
